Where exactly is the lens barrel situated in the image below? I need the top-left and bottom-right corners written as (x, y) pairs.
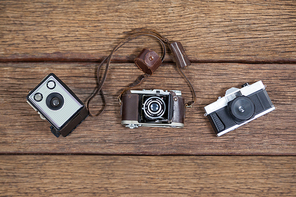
top-left (46, 92), bottom-right (64, 110)
top-left (229, 96), bottom-right (255, 121)
top-left (143, 96), bottom-right (166, 119)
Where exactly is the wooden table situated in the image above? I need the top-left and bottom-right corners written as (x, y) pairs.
top-left (1, 0), bottom-right (295, 196)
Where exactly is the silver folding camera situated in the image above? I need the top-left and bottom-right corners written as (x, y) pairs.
top-left (204, 81), bottom-right (275, 136)
top-left (121, 89), bottom-right (185, 129)
top-left (26, 73), bottom-right (88, 137)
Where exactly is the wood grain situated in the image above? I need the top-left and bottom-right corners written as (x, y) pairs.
top-left (0, 0), bottom-right (296, 62)
top-left (0, 156), bottom-right (295, 196)
top-left (1, 1), bottom-right (295, 196)
top-left (0, 62), bottom-right (295, 155)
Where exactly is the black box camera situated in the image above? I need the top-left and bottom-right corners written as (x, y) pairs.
top-left (204, 81), bottom-right (275, 136)
top-left (26, 73), bottom-right (88, 137)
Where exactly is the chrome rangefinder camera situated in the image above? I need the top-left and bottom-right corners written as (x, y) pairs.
top-left (204, 81), bottom-right (275, 136)
top-left (26, 73), bottom-right (88, 137)
top-left (121, 89), bottom-right (185, 128)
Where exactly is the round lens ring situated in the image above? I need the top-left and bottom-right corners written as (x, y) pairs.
top-left (34, 92), bottom-right (43, 102)
top-left (46, 92), bottom-right (64, 110)
top-left (47, 80), bottom-right (56, 89)
top-left (230, 96), bottom-right (255, 121)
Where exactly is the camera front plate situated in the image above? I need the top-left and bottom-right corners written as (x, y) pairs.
top-left (27, 74), bottom-right (83, 130)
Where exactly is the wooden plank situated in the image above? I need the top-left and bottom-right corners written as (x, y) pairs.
top-left (0, 0), bottom-right (296, 62)
top-left (0, 62), bottom-right (295, 155)
top-left (0, 156), bottom-right (295, 196)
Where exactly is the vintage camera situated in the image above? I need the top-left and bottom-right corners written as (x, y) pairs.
top-left (26, 73), bottom-right (88, 137)
top-left (121, 89), bottom-right (185, 128)
top-left (204, 81), bottom-right (275, 136)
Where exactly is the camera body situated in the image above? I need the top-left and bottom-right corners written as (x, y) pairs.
top-left (121, 89), bottom-right (185, 128)
top-left (204, 81), bottom-right (275, 136)
top-left (26, 73), bottom-right (88, 137)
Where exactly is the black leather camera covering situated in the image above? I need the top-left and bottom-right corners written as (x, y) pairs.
top-left (51, 106), bottom-right (88, 137)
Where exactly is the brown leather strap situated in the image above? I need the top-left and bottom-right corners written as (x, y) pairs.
top-left (86, 29), bottom-right (167, 116)
top-left (87, 28), bottom-right (197, 116)
top-left (176, 66), bottom-right (197, 107)
top-left (85, 56), bottom-right (108, 117)
top-left (117, 73), bottom-right (150, 105)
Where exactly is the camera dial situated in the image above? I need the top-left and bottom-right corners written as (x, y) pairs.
top-left (46, 92), bottom-right (64, 110)
top-left (229, 96), bottom-right (255, 121)
top-left (143, 97), bottom-right (166, 119)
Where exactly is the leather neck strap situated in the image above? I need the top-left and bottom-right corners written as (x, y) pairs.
top-left (86, 28), bottom-right (196, 117)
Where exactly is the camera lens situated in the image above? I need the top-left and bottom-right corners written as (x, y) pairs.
top-left (34, 92), bottom-right (43, 102)
top-left (143, 97), bottom-right (166, 119)
top-left (150, 102), bottom-right (160, 112)
top-left (46, 92), bottom-right (64, 110)
top-left (229, 96), bottom-right (255, 121)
